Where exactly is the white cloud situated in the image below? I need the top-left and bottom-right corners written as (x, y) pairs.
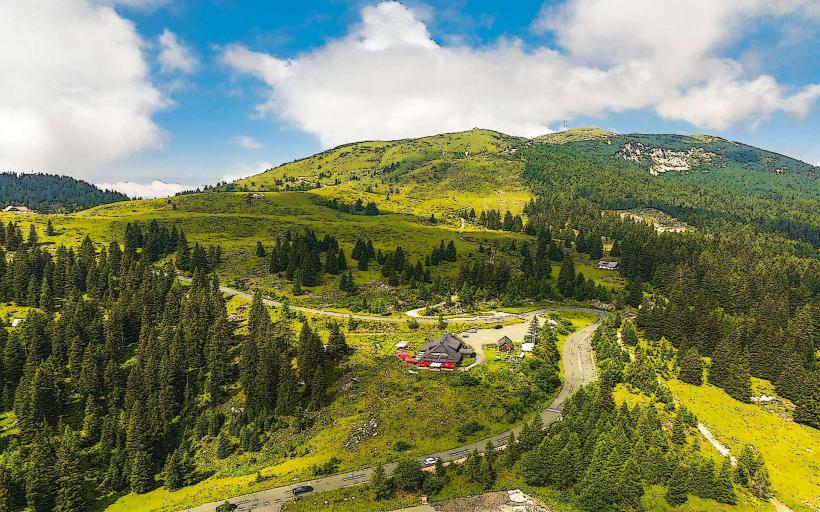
top-left (221, 161), bottom-right (274, 183)
top-left (103, 0), bottom-right (170, 10)
top-left (157, 29), bottom-right (198, 74)
top-left (97, 179), bottom-right (187, 198)
top-left (221, 1), bottom-right (820, 147)
top-left (233, 135), bottom-right (262, 150)
top-left (656, 76), bottom-right (820, 130)
top-left (0, 0), bottom-right (167, 175)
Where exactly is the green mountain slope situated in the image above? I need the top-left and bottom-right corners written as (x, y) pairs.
top-left (226, 129), bottom-right (532, 217)
top-left (227, 127), bottom-right (818, 243)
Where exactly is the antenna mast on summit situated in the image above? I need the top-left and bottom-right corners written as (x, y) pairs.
top-left (562, 120), bottom-right (568, 130)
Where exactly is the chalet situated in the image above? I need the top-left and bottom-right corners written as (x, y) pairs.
top-left (597, 260), bottom-right (619, 270)
top-left (416, 333), bottom-right (475, 365)
top-left (2, 205), bottom-right (32, 214)
top-left (497, 336), bottom-right (514, 352)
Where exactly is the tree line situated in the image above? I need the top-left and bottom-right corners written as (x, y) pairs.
top-left (0, 172), bottom-right (127, 213)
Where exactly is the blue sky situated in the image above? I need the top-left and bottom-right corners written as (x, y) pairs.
top-left (2, 0), bottom-right (819, 196)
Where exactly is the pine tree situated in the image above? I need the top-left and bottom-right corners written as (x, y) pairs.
top-left (371, 464), bottom-right (394, 500)
top-left (622, 321), bottom-right (639, 346)
top-left (216, 433), bottom-right (232, 459)
top-left (326, 321), bottom-right (349, 361)
top-left (46, 219), bottom-right (55, 236)
top-left (714, 458), bottom-right (737, 504)
top-left (616, 456), bottom-right (643, 508)
top-left (625, 278), bottom-right (643, 307)
top-left (26, 430), bottom-right (57, 512)
top-left (725, 349), bottom-right (752, 402)
top-left (56, 427), bottom-right (87, 512)
top-left (0, 465), bottom-right (11, 512)
top-left (557, 257), bottom-right (575, 297)
top-left (709, 333), bottom-right (736, 388)
top-left (163, 448), bottom-right (184, 490)
top-left (678, 347), bottom-right (703, 385)
top-left (671, 412), bottom-right (687, 445)
top-left (255, 241), bottom-right (266, 257)
top-left (666, 464), bottom-right (690, 505)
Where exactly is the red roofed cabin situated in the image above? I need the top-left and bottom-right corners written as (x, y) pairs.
top-left (415, 333), bottom-right (474, 368)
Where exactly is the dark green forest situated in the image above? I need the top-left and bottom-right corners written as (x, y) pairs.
top-left (0, 173), bottom-right (128, 213)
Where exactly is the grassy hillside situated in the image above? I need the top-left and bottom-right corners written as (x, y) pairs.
top-left (226, 129), bottom-right (532, 219)
top-left (667, 380), bottom-right (820, 512)
top-left (0, 191), bottom-right (521, 312)
top-left (226, 127), bottom-right (818, 243)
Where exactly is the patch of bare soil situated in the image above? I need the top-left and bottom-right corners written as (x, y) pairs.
top-left (432, 490), bottom-right (550, 512)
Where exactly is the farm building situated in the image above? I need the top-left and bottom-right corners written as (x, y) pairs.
top-left (597, 260), bottom-right (619, 270)
top-left (416, 333), bottom-right (475, 366)
top-left (2, 205), bottom-right (32, 214)
top-left (497, 336), bottom-right (514, 352)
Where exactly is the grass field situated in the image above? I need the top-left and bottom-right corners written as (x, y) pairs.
top-left (0, 302), bottom-right (34, 325)
top-left (667, 380), bottom-right (820, 512)
top-left (0, 191), bottom-right (514, 308)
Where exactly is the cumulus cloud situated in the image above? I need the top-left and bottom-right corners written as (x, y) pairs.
top-left (0, 0), bottom-right (167, 175)
top-left (221, 1), bottom-right (820, 146)
top-left (221, 161), bottom-right (274, 183)
top-left (157, 29), bottom-right (198, 74)
top-left (233, 135), bottom-right (262, 150)
top-left (97, 179), bottom-right (187, 198)
top-left (103, 0), bottom-right (170, 10)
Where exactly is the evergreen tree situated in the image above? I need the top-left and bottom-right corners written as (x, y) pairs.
top-left (678, 347), bottom-right (703, 385)
top-left (714, 458), bottom-right (737, 505)
top-left (371, 464), bottom-right (394, 500)
top-left (622, 321), bottom-right (639, 346)
top-left (557, 257), bottom-right (575, 297)
top-left (26, 430), bottom-right (57, 512)
top-left (56, 427), bottom-right (86, 512)
top-left (0, 465), bottom-right (11, 512)
top-left (666, 464), bottom-right (690, 505)
top-left (625, 278), bottom-right (643, 307)
top-left (392, 459), bottom-right (424, 492)
top-left (163, 448), bottom-right (184, 491)
top-left (725, 349), bottom-right (752, 402)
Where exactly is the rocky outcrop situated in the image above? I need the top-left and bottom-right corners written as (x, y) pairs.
top-left (617, 142), bottom-right (718, 175)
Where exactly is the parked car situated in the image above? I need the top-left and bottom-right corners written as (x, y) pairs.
top-left (423, 456), bottom-right (439, 466)
top-left (468, 328), bottom-right (477, 333)
top-left (292, 485), bottom-right (314, 496)
top-left (493, 324), bottom-right (503, 329)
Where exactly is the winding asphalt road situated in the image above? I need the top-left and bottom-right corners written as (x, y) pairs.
top-left (182, 299), bottom-right (603, 512)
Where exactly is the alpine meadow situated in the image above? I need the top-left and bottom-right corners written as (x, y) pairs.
top-left (0, 2), bottom-right (818, 512)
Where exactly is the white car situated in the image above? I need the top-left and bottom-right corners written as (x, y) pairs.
top-left (423, 457), bottom-right (439, 466)
top-left (468, 328), bottom-right (477, 333)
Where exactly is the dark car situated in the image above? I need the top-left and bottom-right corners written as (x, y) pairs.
top-left (292, 485), bottom-right (314, 496)
top-left (493, 324), bottom-right (503, 329)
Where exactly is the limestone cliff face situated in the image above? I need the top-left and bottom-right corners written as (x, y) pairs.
top-left (617, 142), bottom-right (718, 175)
